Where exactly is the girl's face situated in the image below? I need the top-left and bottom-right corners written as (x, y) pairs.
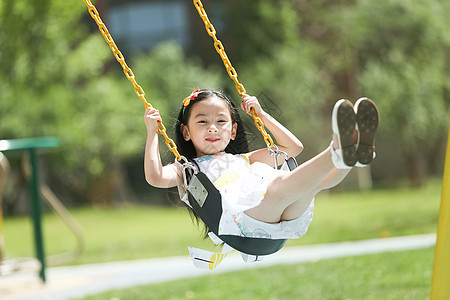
top-left (182, 96), bottom-right (237, 157)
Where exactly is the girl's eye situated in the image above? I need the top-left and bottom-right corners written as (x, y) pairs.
top-left (218, 120), bottom-right (227, 123)
top-left (198, 120), bottom-right (207, 124)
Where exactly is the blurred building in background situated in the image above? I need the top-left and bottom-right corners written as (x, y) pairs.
top-left (93, 0), bottom-right (227, 58)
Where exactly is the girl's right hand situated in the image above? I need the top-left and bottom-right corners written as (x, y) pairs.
top-left (144, 107), bottom-right (162, 133)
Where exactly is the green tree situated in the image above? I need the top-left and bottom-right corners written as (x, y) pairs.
top-left (223, 0), bottom-right (450, 185)
top-left (282, 0), bottom-right (450, 185)
top-left (239, 42), bottom-right (333, 158)
top-left (210, 1), bottom-right (333, 158)
top-left (0, 1), bottom-right (224, 207)
top-left (226, 0), bottom-right (300, 63)
top-left (352, 0), bottom-right (450, 185)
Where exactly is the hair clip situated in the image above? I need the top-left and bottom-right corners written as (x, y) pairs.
top-left (182, 89), bottom-right (200, 115)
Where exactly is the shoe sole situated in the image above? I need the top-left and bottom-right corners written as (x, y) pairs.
top-left (355, 98), bottom-right (379, 165)
top-left (332, 100), bottom-right (357, 167)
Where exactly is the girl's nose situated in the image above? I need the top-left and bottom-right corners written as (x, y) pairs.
top-left (208, 124), bottom-right (218, 132)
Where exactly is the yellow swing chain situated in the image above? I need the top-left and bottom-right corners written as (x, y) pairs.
top-left (81, 0), bottom-right (182, 161)
top-left (193, 0), bottom-right (274, 149)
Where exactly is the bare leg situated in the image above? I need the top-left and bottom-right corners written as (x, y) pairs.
top-left (245, 145), bottom-right (337, 223)
top-left (278, 130), bottom-right (355, 221)
top-left (280, 168), bottom-right (351, 221)
top-left (317, 133), bottom-right (354, 189)
top-left (279, 191), bottom-right (316, 222)
top-left (275, 100), bottom-right (377, 222)
top-left (245, 100), bottom-right (360, 223)
top-left (245, 132), bottom-right (353, 223)
top-left (318, 168), bottom-right (352, 190)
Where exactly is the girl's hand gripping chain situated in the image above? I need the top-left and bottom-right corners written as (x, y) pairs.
top-left (144, 107), bottom-right (162, 134)
top-left (241, 94), bottom-right (263, 116)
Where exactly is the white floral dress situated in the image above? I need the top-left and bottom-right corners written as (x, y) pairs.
top-left (184, 152), bottom-right (314, 240)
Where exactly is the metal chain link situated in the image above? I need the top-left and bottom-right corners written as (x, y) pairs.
top-left (81, 0), bottom-right (182, 161)
top-left (193, 0), bottom-right (275, 149)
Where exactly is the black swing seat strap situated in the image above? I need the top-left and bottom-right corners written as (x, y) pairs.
top-left (187, 172), bottom-right (287, 256)
top-left (288, 157), bottom-right (298, 170)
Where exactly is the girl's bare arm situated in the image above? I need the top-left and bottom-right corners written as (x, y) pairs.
top-left (241, 94), bottom-right (303, 166)
top-left (144, 108), bottom-right (180, 188)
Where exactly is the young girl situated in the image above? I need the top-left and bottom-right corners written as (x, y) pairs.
top-left (144, 88), bottom-right (378, 264)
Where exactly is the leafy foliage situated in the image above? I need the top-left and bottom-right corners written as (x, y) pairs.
top-left (226, 0), bottom-right (300, 63)
top-left (354, 0), bottom-right (450, 143)
top-left (0, 1), bottom-right (224, 203)
top-left (1, 0), bottom-right (449, 206)
top-left (240, 42), bottom-right (332, 152)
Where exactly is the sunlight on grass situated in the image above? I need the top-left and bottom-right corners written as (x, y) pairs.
top-left (2, 179), bottom-right (442, 265)
top-left (290, 181), bottom-right (441, 247)
top-left (79, 247), bottom-right (434, 300)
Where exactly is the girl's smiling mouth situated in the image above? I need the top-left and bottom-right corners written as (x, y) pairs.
top-left (206, 137), bottom-right (220, 142)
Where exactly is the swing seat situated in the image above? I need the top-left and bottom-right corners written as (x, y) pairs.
top-left (187, 172), bottom-right (287, 256)
top-left (186, 157), bottom-right (298, 256)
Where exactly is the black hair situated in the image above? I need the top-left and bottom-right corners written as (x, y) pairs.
top-left (174, 88), bottom-right (249, 237)
top-left (175, 88), bottom-right (249, 160)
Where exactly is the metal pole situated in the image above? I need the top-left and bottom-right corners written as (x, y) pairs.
top-left (0, 152), bottom-right (7, 263)
top-left (28, 149), bottom-right (46, 282)
top-left (430, 124), bottom-right (450, 299)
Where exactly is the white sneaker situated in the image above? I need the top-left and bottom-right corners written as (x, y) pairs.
top-left (331, 99), bottom-right (357, 169)
top-left (354, 97), bottom-right (379, 167)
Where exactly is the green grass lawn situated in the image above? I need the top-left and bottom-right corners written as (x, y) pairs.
top-left (79, 247), bottom-right (434, 300)
top-left (2, 179), bottom-right (442, 265)
top-left (3, 179), bottom-right (442, 299)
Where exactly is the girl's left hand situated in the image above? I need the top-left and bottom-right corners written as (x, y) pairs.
top-left (241, 94), bottom-right (264, 116)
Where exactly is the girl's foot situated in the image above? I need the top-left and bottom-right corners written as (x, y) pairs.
top-left (330, 99), bottom-right (357, 169)
top-left (354, 98), bottom-right (379, 166)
